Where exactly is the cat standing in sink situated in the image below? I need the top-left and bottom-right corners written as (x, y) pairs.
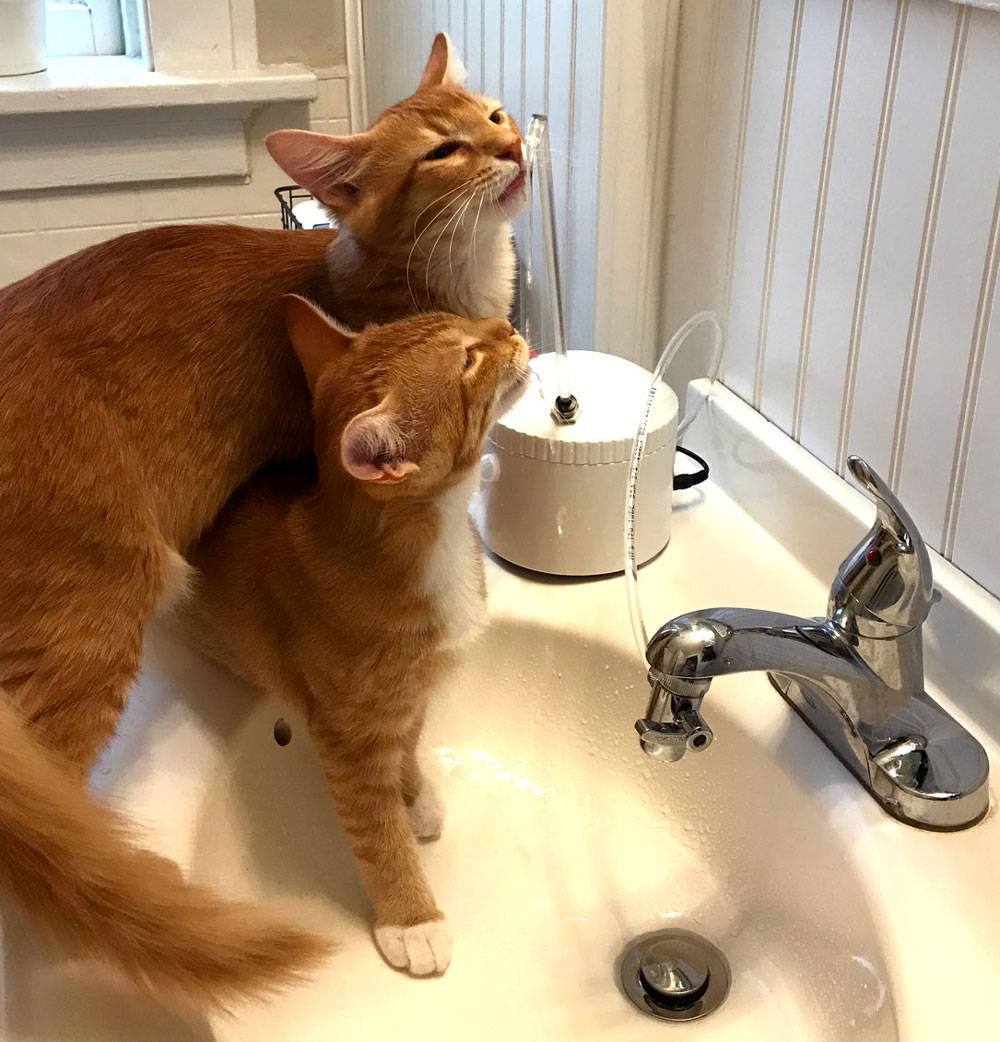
top-left (182, 297), bottom-right (530, 976)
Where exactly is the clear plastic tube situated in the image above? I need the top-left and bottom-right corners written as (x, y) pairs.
top-left (624, 312), bottom-right (724, 657)
top-left (518, 130), bottom-right (536, 345)
top-left (524, 114), bottom-right (573, 405)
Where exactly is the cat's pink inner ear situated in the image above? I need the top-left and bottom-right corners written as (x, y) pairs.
top-left (266, 129), bottom-right (369, 212)
top-left (341, 399), bottom-right (419, 484)
top-left (419, 32), bottom-right (468, 90)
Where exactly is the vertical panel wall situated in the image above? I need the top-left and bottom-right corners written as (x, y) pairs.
top-left (665, 0), bottom-right (1000, 598)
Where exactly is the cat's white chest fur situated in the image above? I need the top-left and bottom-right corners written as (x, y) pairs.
top-left (424, 472), bottom-right (486, 651)
top-left (427, 223), bottom-right (515, 319)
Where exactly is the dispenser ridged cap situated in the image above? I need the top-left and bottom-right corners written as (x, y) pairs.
top-left (491, 351), bottom-right (678, 464)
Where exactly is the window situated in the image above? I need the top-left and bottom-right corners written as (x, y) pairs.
top-left (46, 1), bottom-right (126, 57)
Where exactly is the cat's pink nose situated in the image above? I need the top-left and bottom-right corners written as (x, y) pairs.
top-left (497, 136), bottom-right (522, 166)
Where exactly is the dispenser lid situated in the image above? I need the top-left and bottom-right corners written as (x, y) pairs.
top-left (493, 350), bottom-right (678, 464)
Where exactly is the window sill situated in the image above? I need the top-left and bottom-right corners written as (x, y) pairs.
top-left (0, 56), bottom-right (320, 192)
top-left (0, 56), bottom-right (318, 115)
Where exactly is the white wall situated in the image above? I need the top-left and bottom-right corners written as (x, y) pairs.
top-left (0, 9), bottom-right (349, 289)
top-left (665, 0), bottom-right (1000, 599)
top-left (255, 0), bottom-right (347, 67)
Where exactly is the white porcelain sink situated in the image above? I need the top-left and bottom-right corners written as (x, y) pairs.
top-left (193, 626), bottom-right (895, 1042)
top-left (3, 422), bottom-right (1000, 1039)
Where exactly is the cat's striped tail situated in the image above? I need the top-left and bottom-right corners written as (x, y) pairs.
top-left (0, 697), bottom-right (331, 1008)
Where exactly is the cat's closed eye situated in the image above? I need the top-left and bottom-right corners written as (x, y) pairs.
top-left (463, 350), bottom-right (478, 370)
top-left (424, 141), bottom-right (461, 161)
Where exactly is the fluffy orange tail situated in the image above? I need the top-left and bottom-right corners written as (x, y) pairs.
top-left (0, 699), bottom-right (331, 1008)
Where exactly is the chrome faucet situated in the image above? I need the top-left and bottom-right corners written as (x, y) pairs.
top-left (636, 455), bottom-right (989, 831)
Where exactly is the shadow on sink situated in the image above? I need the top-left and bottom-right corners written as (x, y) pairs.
top-left (2, 914), bottom-right (215, 1042)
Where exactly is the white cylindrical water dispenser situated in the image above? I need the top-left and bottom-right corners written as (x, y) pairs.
top-left (477, 114), bottom-right (718, 578)
top-left (476, 351), bottom-right (677, 576)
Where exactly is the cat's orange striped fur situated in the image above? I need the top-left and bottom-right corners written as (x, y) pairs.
top-left (0, 34), bottom-right (524, 1005)
top-left (183, 297), bottom-right (529, 976)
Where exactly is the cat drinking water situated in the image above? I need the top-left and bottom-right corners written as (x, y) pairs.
top-left (183, 297), bottom-right (531, 976)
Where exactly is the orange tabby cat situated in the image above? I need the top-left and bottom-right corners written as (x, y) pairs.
top-left (182, 296), bottom-right (529, 976)
top-left (0, 34), bottom-right (524, 1006)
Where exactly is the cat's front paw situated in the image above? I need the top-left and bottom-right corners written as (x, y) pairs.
top-left (407, 780), bottom-right (445, 841)
top-left (375, 920), bottom-right (452, 976)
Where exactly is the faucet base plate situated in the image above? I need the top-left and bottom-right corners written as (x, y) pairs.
top-left (768, 673), bottom-right (990, 832)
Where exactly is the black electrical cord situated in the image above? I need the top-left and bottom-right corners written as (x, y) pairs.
top-left (673, 446), bottom-right (710, 490)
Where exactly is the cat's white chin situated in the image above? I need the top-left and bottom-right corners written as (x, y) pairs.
top-left (375, 920), bottom-right (452, 976)
top-left (496, 186), bottom-right (528, 219)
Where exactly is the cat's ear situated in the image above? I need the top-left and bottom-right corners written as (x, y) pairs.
top-left (341, 397), bottom-right (419, 485)
top-left (266, 130), bottom-right (371, 213)
top-left (281, 294), bottom-right (354, 391)
top-left (419, 32), bottom-right (468, 90)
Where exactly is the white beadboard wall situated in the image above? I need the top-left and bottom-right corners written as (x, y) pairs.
top-left (0, 72), bottom-right (349, 290)
top-left (665, 0), bottom-right (1000, 599)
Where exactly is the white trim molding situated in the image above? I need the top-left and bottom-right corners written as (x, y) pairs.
top-left (0, 0), bottom-right (324, 192)
top-left (0, 56), bottom-right (317, 116)
top-left (343, 0), bottom-right (368, 131)
top-left (4, 105), bottom-right (255, 192)
top-left (0, 58), bottom-right (317, 191)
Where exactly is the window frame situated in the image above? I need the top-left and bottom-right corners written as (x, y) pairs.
top-left (46, 0), bottom-right (126, 58)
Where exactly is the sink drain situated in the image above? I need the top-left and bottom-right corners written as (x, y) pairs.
top-left (618, 929), bottom-right (731, 1022)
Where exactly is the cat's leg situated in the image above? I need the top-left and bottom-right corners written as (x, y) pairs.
top-left (4, 540), bottom-right (168, 773)
top-left (401, 705), bottom-right (444, 842)
top-left (309, 710), bottom-right (451, 976)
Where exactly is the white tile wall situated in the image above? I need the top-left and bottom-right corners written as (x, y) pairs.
top-left (0, 70), bottom-right (350, 288)
top-left (665, 0), bottom-right (1000, 600)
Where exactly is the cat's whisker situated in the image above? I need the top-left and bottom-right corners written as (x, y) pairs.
top-left (468, 193), bottom-right (485, 286)
top-left (410, 178), bottom-right (476, 242)
top-left (361, 258), bottom-right (390, 291)
top-left (424, 187), bottom-right (477, 302)
top-left (448, 190), bottom-right (480, 280)
top-left (407, 191), bottom-right (470, 300)
top-left (421, 188), bottom-right (473, 301)
top-left (406, 180), bottom-right (477, 311)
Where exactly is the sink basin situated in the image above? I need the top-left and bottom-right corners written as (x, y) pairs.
top-left (0, 621), bottom-right (895, 1041)
top-left (193, 621), bottom-right (896, 1042)
top-left (2, 478), bottom-right (996, 1040)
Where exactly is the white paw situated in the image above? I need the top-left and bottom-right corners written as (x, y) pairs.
top-left (407, 780), bottom-right (445, 841)
top-left (375, 920), bottom-right (452, 976)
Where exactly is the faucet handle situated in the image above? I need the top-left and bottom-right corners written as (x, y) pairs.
top-left (830, 456), bottom-right (933, 635)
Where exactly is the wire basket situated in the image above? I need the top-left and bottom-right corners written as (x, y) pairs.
top-left (275, 185), bottom-right (315, 230)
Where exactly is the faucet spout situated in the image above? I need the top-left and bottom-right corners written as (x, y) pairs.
top-left (645, 608), bottom-right (893, 727)
top-left (635, 677), bottom-right (713, 761)
top-left (635, 456), bottom-right (989, 831)
top-left (647, 608), bottom-right (867, 679)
